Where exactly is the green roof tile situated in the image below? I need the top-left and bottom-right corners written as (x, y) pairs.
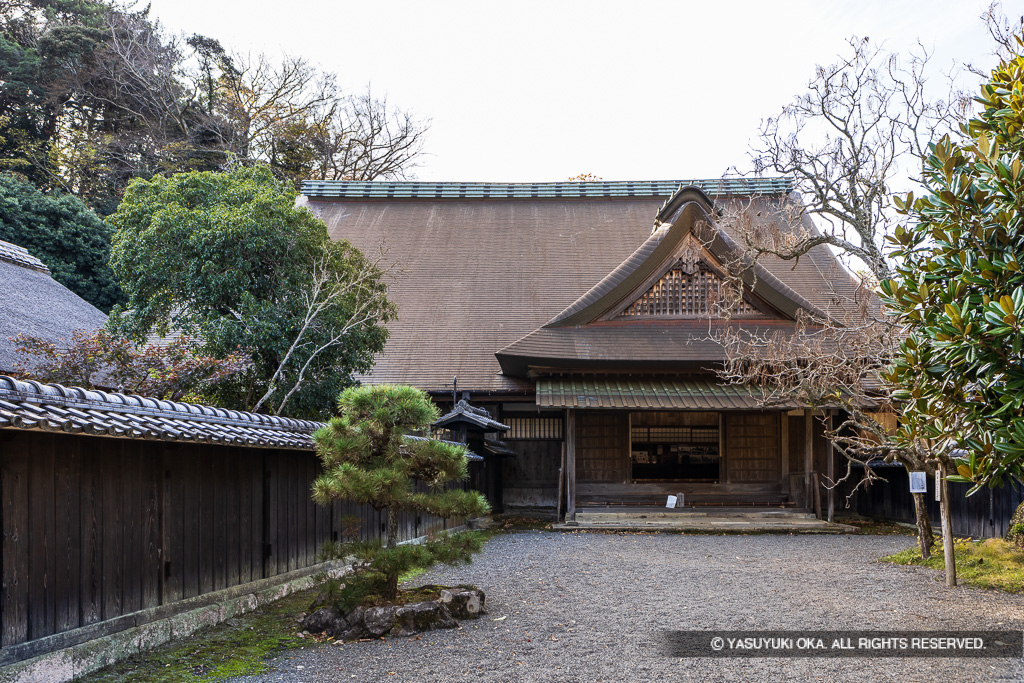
top-left (301, 178), bottom-right (793, 200)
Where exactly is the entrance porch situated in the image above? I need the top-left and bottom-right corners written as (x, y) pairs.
top-left (554, 404), bottom-right (838, 522)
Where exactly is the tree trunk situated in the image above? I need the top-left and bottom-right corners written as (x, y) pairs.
top-left (384, 506), bottom-right (399, 600)
top-left (912, 491), bottom-right (934, 560)
top-left (939, 462), bottom-right (957, 588)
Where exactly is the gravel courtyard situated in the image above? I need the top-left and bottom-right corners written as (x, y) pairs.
top-left (231, 531), bottom-right (1024, 682)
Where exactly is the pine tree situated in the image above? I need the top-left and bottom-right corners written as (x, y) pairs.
top-left (312, 384), bottom-right (490, 600)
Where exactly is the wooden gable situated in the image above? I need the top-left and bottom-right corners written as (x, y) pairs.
top-left (611, 235), bottom-right (770, 320)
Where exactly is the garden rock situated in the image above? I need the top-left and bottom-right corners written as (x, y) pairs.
top-left (438, 587), bottom-right (486, 619)
top-left (301, 588), bottom-right (487, 639)
top-left (304, 606), bottom-right (346, 637)
top-left (393, 601), bottom-right (458, 636)
top-left (363, 605), bottom-right (399, 636)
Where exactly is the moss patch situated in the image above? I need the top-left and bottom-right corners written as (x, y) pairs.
top-left (491, 515), bottom-right (552, 532)
top-left (881, 538), bottom-right (1024, 593)
top-left (80, 590), bottom-right (313, 683)
top-left (840, 518), bottom-right (916, 536)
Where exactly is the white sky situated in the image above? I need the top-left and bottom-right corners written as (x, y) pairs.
top-left (144, 0), bottom-right (1018, 183)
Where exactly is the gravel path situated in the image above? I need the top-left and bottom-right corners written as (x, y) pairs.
top-left (230, 531), bottom-right (1024, 682)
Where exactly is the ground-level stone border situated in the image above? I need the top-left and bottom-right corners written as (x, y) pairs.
top-left (0, 525), bottom-right (470, 683)
top-left (0, 561), bottom-right (344, 683)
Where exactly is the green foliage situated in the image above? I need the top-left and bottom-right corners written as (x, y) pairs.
top-left (881, 538), bottom-right (1024, 593)
top-left (12, 328), bottom-right (251, 402)
top-left (0, 2), bottom-right (425, 212)
top-left (106, 166), bottom-right (393, 417)
top-left (882, 33), bottom-right (1024, 490)
top-left (0, 173), bottom-right (123, 311)
top-left (312, 385), bottom-right (490, 600)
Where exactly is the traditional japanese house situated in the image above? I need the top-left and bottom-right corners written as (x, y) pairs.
top-left (301, 179), bottom-right (855, 519)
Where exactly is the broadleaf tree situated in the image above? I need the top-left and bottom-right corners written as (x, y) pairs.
top-left (106, 165), bottom-right (395, 418)
top-left (0, 173), bottom-right (123, 312)
top-left (882, 31), bottom-right (1024, 492)
top-left (311, 385), bottom-right (490, 601)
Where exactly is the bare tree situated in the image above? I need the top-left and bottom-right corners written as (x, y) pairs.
top-left (218, 52), bottom-right (337, 164)
top-left (308, 87), bottom-right (429, 181)
top-left (708, 36), bottom-right (975, 559)
top-left (251, 242), bottom-right (396, 416)
top-left (745, 37), bottom-right (962, 282)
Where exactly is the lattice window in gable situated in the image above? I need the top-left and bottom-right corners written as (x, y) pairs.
top-left (616, 263), bottom-right (762, 318)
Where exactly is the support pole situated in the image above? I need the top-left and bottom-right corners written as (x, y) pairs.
top-left (566, 409), bottom-right (576, 523)
top-left (556, 442), bottom-right (565, 522)
top-left (780, 412), bottom-right (789, 497)
top-left (804, 409), bottom-right (814, 511)
top-left (827, 411), bottom-right (835, 523)
top-left (939, 461), bottom-right (957, 587)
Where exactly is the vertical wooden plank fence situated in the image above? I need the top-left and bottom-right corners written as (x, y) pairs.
top-left (0, 431), bottom-right (468, 661)
top-left (838, 465), bottom-right (1024, 539)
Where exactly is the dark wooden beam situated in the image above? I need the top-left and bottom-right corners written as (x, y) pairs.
top-left (565, 409), bottom-right (576, 522)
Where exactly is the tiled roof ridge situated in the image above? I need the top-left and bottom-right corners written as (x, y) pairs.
top-left (301, 177), bottom-right (794, 200)
top-left (435, 398), bottom-right (510, 431)
top-left (0, 240), bottom-right (50, 273)
top-left (0, 375), bottom-right (323, 433)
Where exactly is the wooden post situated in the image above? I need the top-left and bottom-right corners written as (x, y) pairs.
top-left (939, 461), bottom-right (957, 587)
top-left (813, 472), bottom-right (822, 520)
top-left (804, 409), bottom-right (814, 510)
top-left (566, 409), bottom-right (576, 523)
top-left (555, 442), bottom-right (565, 522)
top-left (780, 412), bottom-right (789, 496)
top-left (827, 411), bottom-right (835, 523)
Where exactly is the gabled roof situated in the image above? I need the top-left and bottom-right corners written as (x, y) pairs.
top-left (303, 179), bottom-right (858, 393)
top-left (542, 187), bottom-right (825, 328)
top-left (0, 239), bottom-right (106, 374)
top-left (495, 187), bottom-right (838, 376)
top-left (0, 240), bottom-right (49, 273)
top-left (433, 399), bottom-right (510, 432)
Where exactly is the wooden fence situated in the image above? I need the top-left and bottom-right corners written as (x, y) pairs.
top-left (837, 465), bottom-right (1024, 538)
top-left (0, 430), bottom-right (459, 661)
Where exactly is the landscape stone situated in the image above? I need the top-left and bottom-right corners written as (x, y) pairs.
top-left (393, 601), bottom-right (458, 637)
top-left (438, 587), bottom-right (486, 619)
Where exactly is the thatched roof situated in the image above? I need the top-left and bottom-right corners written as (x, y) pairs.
top-left (302, 180), bottom-right (859, 393)
top-left (0, 239), bottom-right (107, 374)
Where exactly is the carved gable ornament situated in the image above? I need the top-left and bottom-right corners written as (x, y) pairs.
top-left (614, 235), bottom-right (767, 320)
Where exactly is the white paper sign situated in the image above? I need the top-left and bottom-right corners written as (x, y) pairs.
top-left (909, 471), bottom-right (927, 493)
top-left (666, 495), bottom-right (678, 508)
top-left (935, 470), bottom-right (942, 502)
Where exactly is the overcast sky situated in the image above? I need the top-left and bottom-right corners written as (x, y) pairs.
top-left (145, 0), bottom-right (1015, 183)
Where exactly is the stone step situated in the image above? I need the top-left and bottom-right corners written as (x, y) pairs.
top-left (551, 519), bottom-right (858, 534)
top-left (574, 510), bottom-right (818, 522)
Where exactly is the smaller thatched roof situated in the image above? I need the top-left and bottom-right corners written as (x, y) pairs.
top-left (0, 239), bottom-right (107, 373)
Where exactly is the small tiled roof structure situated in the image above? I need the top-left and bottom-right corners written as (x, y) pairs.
top-left (0, 376), bottom-right (486, 458)
top-left (0, 375), bottom-right (322, 450)
top-left (405, 434), bottom-right (484, 461)
top-left (433, 399), bottom-right (510, 433)
top-left (0, 239), bottom-right (107, 374)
